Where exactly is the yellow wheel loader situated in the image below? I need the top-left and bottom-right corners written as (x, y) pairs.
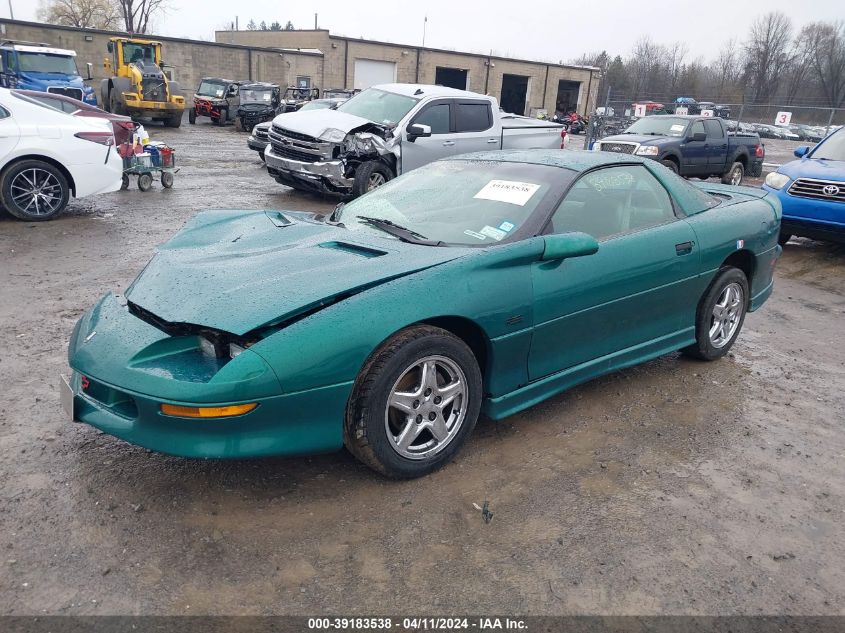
top-left (101, 37), bottom-right (185, 127)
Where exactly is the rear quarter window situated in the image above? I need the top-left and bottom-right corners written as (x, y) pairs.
top-left (456, 102), bottom-right (492, 132)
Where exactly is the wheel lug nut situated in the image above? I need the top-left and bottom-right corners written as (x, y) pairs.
top-left (433, 396), bottom-right (442, 404)
top-left (416, 414), bottom-right (423, 423)
top-left (424, 388), bottom-right (432, 397)
top-left (413, 400), bottom-right (420, 408)
top-left (428, 412), bottom-right (437, 421)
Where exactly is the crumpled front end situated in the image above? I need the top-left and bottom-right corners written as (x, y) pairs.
top-left (66, 293), bottom-right (348, 458)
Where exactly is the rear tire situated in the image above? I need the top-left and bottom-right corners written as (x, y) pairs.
top-left (344, 325), bottom-right (482, 479)
top-left (0, 160), bottom-right (70, 221)
top-left (137, 173), bottom-right (153, 191)
top-left (161, 171), bottom-right (174, 188)
top-left (258, 149), bottom-right (265, 162)
top-left (721, 161), bottom-right (744, 185)
top-left (778, 232), bottom-right (792, 246)
top-left (682, 267), bottom-right (749, 361)
top-left (215, 109), bottom-right (227, 127)
top-left (352, 161), bottom-right (393, 197)
top-left (164, 114), bottom-right (182, 128)
top-left (109, 90), bottom-right (125, 116)
top-left (120, 174), bottom-right (130, 190)
top-left (660, 159), bottom-right (679, 174)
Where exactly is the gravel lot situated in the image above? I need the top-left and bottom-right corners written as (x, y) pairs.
top-left (1, 121), bottom-right (843, 616)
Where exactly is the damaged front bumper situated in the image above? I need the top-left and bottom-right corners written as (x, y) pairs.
top-left (264, 145), bottom-right (353, 194)
top-left (247, 136), bottom-right (269, 153)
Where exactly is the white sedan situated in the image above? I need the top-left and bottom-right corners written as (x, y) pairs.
top-left (0, 88), bottom-right (124, 221)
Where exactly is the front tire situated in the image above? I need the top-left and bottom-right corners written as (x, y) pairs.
top-left (344, 325), bottom-right (482, 479)
top-left (721, 161), bottom-right (744, 186)
top-left (0, 160), bottom-right (70, 221)
top-left (778, 232), bottom-right (792, 246)
top-left (188, 108), bottom-right (196, 124)
top-left (682, 267), bottom-right (749, 361)
top-left (660, 159), bottom-right (679, 174)
top-left (164, 113), bottom-right (182, 128)
top-left (352, 161), bottom-right (393, 197)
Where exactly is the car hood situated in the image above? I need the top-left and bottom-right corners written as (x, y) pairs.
top-left (271, 108), bottom-right (374, 138)
top-left (124, 210), bottom-right (469, 336)
top-left (601, 134), bottom-right (675, 145)
top-left (778, 157), bottom-right (845, 182)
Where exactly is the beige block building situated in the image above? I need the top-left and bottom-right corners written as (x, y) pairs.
top-left (216, 29), bottom-right (600, 117)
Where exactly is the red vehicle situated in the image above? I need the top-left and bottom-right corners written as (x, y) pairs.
top-left (13, 89), bottom-right (136, 145)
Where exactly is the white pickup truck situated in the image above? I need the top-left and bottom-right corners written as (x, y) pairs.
top-left (262, 83), bottom-right (565, 198)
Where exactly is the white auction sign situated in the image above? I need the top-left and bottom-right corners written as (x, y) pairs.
top-left (775, 111), bottom-right (793, 126)
top-left (634, 103), bottom-right (647, 118)
top-left (701, 109), bottom-right (714, 118)
top-left (675, 106), bottom-right (689, 115)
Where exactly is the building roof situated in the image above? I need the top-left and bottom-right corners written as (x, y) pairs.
top-left (373, 83), bottom-right (490, 99)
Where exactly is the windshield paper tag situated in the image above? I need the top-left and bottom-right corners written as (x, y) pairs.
top-left (499, 221), bottom-right (515, 232)
top-left (480, 225), bottom-right (506, 241)
top-left (464, 229), bottom-right (487, 241)
top-left (474, 180), bottom-right (541, 206)
top-left (670, 124), bottom-right (685, 132)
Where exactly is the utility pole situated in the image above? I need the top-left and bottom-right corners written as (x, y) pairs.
top-left (8, 0), bottom-right (14, 20)
top-left (314, 13), bottom-right (318, 29)
top-left (422, 16), bottom-right (427, 47)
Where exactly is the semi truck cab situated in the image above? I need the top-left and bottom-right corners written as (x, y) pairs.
top-left (0, 41), bottom-right (96, 105)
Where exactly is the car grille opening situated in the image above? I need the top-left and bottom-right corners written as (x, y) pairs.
top-left (787, 178), bottom-right (845, 203)
top-left (271, 125), bottom-right (320, 143)
top-left (47, 86), bottom-right (83, 101)
top-left (598, 142), bottom-right (636, 154)
top-left (268, 125), bottom-right (329, 163)
top-left (141, 79), bottom-right (168, 102)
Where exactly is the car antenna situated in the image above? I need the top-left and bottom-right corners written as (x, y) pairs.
top-left (414, 88), bottom-right (424, 96)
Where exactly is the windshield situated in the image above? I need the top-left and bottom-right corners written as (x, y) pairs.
top-left (624, 116), bottom-right (690, 137)
top-left (811, 129), bottom-right (845, 161)
top-left (123, 43), bottom-right (156, 65)
top-left (338, 160), bottom-right (572, 246)
top-left (197, 80), bottom-right (227, 98)
top-left (337, 88), bottom-right (419, 127)
top-left (300, 100), bottom-right (335, 111)
top-left (240, 88), bottom-right (274, 103)
top-left (16, 52), bottom-right (78, 75)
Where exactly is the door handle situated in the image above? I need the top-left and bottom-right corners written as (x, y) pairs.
top-left (442, 140), bottom-right (456, 147)
top-left (487, 138), bottom-right (498, 144)
top-left (675, 241), bottom-right (694, 255)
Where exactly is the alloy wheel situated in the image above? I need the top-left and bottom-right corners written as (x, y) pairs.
top-left (709, 282), bottom-right (744, 348)
top-left (10, 168), bottom-right (64, 217)
top-left (368, 172), bottom-right (386, 190)
top-left (385, 355), bottom-right (468, 460)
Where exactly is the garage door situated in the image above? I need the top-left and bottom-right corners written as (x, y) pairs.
top-left (354, 59), bottom-right (396, 90)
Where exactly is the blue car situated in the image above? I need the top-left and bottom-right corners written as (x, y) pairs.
top-left (763, 126), bottom-right (845, 244)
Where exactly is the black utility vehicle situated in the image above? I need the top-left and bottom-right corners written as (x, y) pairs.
top-left (235, 82), bottom-right (281, 132)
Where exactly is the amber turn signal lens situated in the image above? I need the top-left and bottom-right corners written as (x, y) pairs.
top-left (160, 403), bottom-right (258, 418)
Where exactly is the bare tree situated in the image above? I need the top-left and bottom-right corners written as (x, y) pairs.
top-left (806, 21), bottom-right (845, 108)
top-left (114, 0), bottom-right (168, 34)
top-left (744, 12), bottom-right (793, 102)
top-left (627, 36), bottom-right (664, 98)
top-left (713, 38), bottom-right (739, 97)
top-left (36, 0), bottom-right (121, 29)
top-left (246, 19), bottom-right (256, 30)
top-left (666, 41), bottom-right (688, 92)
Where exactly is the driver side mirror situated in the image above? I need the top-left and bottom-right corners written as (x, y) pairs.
top-left (227, 86), bottom-right (238, 96)
top-left (541, 232), bottom-right (599, 261)
top-left (85, 62), bottom-right (93, 80)
top-left (794, 145), bottom-right (810, 158)
top-left (406, 123), bottom-right (431, 142)
top-left (690, 132), bottom-right (706, 142)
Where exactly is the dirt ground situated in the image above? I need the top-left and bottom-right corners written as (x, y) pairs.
top-left (1, 121), bottom-right (844, 616)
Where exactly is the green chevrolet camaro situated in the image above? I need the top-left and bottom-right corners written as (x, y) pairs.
top-left (66, 150), bottom-right (782, 478)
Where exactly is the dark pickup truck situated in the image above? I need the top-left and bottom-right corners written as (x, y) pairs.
top-left (596, 115), bottom-right (764, 185)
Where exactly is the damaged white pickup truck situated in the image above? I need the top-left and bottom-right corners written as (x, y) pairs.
top-left (263, 83), bottom-right (566, 198)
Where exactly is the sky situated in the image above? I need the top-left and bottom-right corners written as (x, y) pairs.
top-left (10, 0), bottom-right (844, 63)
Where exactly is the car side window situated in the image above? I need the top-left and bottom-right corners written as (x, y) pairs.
top-left (704, 119), bottom-right (724, 138)
top-left (549, 165), bottom-right (676, 240)
top-left (690, 120), bottom-right (706, 137)
top-left (412, 102), bottom-right (451, 134)
top-left (0, 105), bottom-right (9, 119)
top-left (455, 101), bottom-right (492, 132)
